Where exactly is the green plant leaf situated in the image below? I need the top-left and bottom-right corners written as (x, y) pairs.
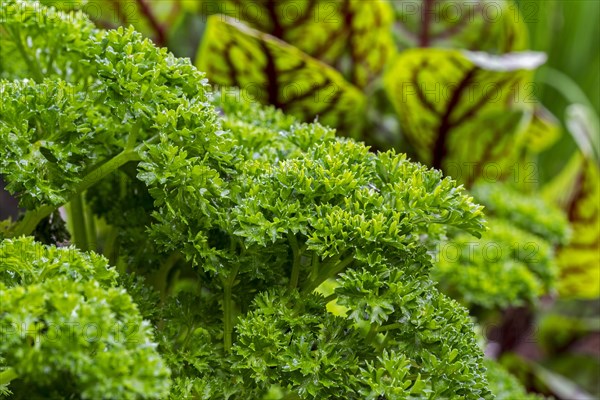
top-left (0, 0), bottom-right (97, 82)
top-left (0, 1), bottom-right (215, 237)
top-left (565, 104), bottom-right (600, 161)
top-left (200, 0), bottom-right (395, 89)
top-left (511, 105), bottom-right (561, 190)
top-left (196, 15), bottom-right (366, 138)
top-left (385, 48), bottom-right (546, 186)
top-left (543, 104), bottom-right (600, 299)
top-left (472, 182), bottom-right (569, 245)
top-left (201, 0), bottom-right (346, 61)
top-left (522, 105), bottom-right (561, 153)
top-left (544, 154), bottom-right (600, 299)
top-left (392, 0), bottom-right (529, 53)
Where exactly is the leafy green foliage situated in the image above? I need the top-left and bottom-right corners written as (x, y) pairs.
top-left (0, 2), bottom-right (497, 398)
top-left (3, 1), bottom-right (592, 398)
top-left (522, 106), bottom-right (561, 154)
top-left (0, 0), bottom-right (213, 239)
top-left (0, 1), bottom-right (96, 82)
top-left (552, 156), bottom-right (600, 298)
top-left (435, 218), bottom-right (553, 309)
top-left (433, 182), bottom-right (569, 309)
top-left (38, 0), bottom-right (180, 47)
top-left (486, 359), bottom-right (543, 400)
top-left (1, 79), bottom-right (116, 208)
top-left (472, 183), bottom-right (570, 245)
top-left (513, 105), bottom-right (562, 190)
top-left (41, 0), bottom-right (597, 398)
top-left (0, 237), bottom-right (170, 399)
top-left (138, 90), bottom-right (490, 398)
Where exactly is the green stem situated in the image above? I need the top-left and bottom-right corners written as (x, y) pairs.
top-left (365, 324), bottom-right (378, 345)
top-left (46, 41), bottom-right (59, 77)
top-left (125, 121), bottom-right (142, 151)
top-left (303, 253), bottom-right (354, 293)
top-left (323, 293), bottom-right (338, 304)
top-left (377, 332), bottom-right (392, 353)
top-left (310, 252), bottom-right (320, 281)
top-left (6, 205), bottom-right (55, 238)
top-left (6, 149), bottom-right (141, 238)
top-left (180, 322), bottom-right (197, 351)
top-left (103, 225), bottom-right (119, 264)
top-left (288, 232), bottom-right (301, 289)
top-left (0, 368), bottom-right (18, 386)
top-left (150, 252), bottom-right (181, 299)
top-left (223, 264), bottom-right (239, 352)
top-left (84, 196), bottom-right (97, 251)
top-left (69, 194), bottom-right (88, 251)
top-left (9, 26), bottom-right (44, 82)
top-left (77, 149), bottom-right (141, 193)
top-left (104, 172), bottom-right (129, 266)
top-left (281, 393), bottom-right (302, 400)
top-left (377, 323), bottom-right (402, 332)
top-left (115, 257), bottom-right (127, 275)
top-left (309, 254), bottom-right (341, 282)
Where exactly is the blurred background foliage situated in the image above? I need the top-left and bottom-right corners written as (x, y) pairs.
top-left (10, 0), bottom-right (600, 398)
top-left (518, 0), bottom-right (599, 180)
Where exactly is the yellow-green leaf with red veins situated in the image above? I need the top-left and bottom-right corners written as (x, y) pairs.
top-left (199, 0), bottom-right (396, 88)
top-left (385, 48), bottom-right (545, 186)
top-left (196, 15), bottom-right (367, 138)
top-left (392, 0), bottom-right (529, 53)
top-left (544, 105), bottom-right (600, 298)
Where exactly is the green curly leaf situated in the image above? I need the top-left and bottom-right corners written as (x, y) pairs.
top-left (0, 237), bottom-right (170, 399)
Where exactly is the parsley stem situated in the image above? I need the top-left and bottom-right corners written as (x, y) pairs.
top-left (302, 253), bottom-right (354, 292)
top-left (6, 204), bottom-right (55, 239)
top-left (323, 293), bottom-right (338, 303)
top-left (311, 252), bottom-right (319, 279)
top-left (0, 368), bottom-right (18, 386)
top-left (77, 150), bottom-right (141, 194)
top-left (8, 26), bottom-right (44, 82)
top-left (281, 393), bottom-right (302, 400)
top-left (377, 323), bottom-right (402, 332)
top-left (103, 225), bottom-right (119, 265)
top-left (377, 332), bottom-right (392, 352)
top-left (288, 232), bottom-right (301, 289)
top-left (69, 194), bottom-right (89, 251)
top-left (365, 324), bottom-right (378, 345)
top-left (84, 197), bottom-right (97, 251)
top-left (151, 251), bottom-right (181, 300)
top-left (223, 264), bottom-right (239, 352)
top-left (7, 149), bottom-right (141, 238)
